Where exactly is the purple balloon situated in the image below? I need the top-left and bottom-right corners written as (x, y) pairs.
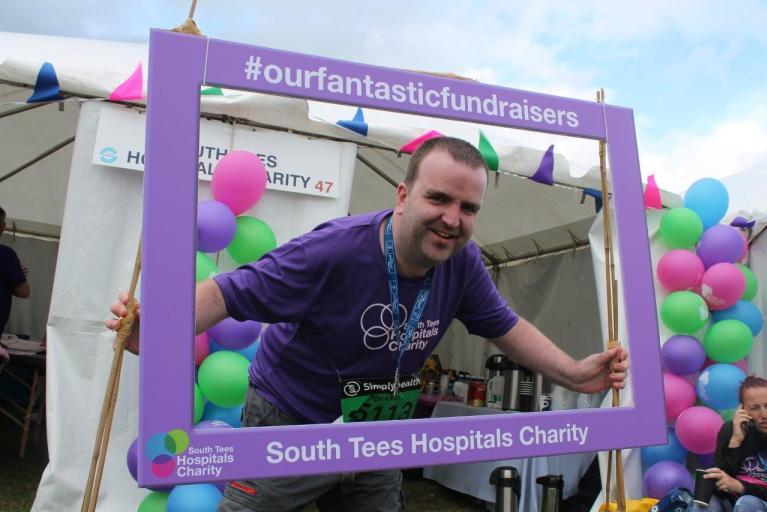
top-left (662, 335), bottom-right (706, 375)
top-left (208, 317), bottom-right (261, 350)
top-left (696, 224), bottom-right (746, 268)
top-left (643, 460), bottom-right (694, 498)
top-left (208, 317), bottom-right (262, 350)
top-left (127, 438), bottom-right (138, 481)
top-left (197, 200), bottom-right (237, 253)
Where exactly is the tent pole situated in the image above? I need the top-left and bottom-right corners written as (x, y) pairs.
top-left (0, 136), bottom-right (75, 184)
top-left (0, 102), bottom-right (48, 120)
top-left (356, 153), bottom-right (399, 188)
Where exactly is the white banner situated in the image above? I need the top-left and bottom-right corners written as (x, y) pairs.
top-left (92, 104), bottom-right (343, 198)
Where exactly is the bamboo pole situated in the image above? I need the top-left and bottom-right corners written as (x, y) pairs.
top-left (172, 0), bottom-right (203, 36)
top-left (81, 241), bottom-right (141, 512)
top-left (597, 89), bottom-right (626, 512)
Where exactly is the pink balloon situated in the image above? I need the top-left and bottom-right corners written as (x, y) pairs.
top-left (675, 406), bottom-right (724, 454)
top-left (682, 372), bottom-right (700, 386)
top-left (700, 263), bottom-right (746, 310)
top-left (733, 358), bottom-right (748, 373)
top-left (738, 232), bottom-right (749, 262)
top-left (703, 357), bottom-right (747, 373)
top-left (663, 373), bottom-right (696, 423)
top-left (195, 332), bottom-right (210, 366)
top-left (656, 250), bottom-right (705, 292)
top-left (211, 151), bottom-right (268, 215)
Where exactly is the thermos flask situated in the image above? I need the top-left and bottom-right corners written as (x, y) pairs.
top-left (489, 466), bottom-right (520, 512)
top-left (536, 474), bottom-right (564, 512)
top-left (502, 361), bottom-right (521, 411)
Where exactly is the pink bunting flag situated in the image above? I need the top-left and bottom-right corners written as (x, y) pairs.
top-left (109, 62), bottom-right (144, 101)
top-left (644, 174), bottom-right (662, 209)
top-left (399, 130), bottom-right (443, 154)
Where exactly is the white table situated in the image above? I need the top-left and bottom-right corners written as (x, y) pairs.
top-left (422, 401), bottom-right (595, 510)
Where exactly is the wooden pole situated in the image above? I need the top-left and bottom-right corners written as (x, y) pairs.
top-left (597, 89), bottom-right (626, 512)
top-left (81, 241), bottom-right (141, 512)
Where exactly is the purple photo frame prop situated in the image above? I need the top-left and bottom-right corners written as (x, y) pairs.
top-left (139, 29), bottom-right (664, 486)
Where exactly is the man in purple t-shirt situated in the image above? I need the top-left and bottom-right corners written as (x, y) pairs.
top-left (0, 207), bottom-right (30, 334)
top-left (111, 137), bottom-right (628, 512)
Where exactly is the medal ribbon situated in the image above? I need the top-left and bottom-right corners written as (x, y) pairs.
top-left (384, 215), bottom-right (433, 396)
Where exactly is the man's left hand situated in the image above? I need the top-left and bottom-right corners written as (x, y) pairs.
top-left (569, 347), bottom-right (629, 394)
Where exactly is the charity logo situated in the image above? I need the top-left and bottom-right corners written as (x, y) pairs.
top-left (359, 303), bottom-right (408, 350)
top-left (99, 146), bottom-right (118, 164)
top-left (343, 381), bottom-right (361, 397)
top-left (359, 303), bottom-right (440, 352)
top-left (144, 428), bottom-right (190, 478)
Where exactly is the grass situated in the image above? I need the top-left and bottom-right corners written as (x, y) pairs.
top-left (0, 415), bottom-right (486, 512)
top-left (0, 413), bottom-right (49, 512)
top-left (302, 470), bottom-right (488, 512)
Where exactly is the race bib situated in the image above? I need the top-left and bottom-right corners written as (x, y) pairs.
top-left (340, 374), bottom-right (421, 422)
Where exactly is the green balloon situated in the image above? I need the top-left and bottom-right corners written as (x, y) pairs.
top-left (227, 216), bottom-right (277, 264)
top-left (197, 351), bottom-right (250, 407)
top-left (194, 383), bottom-right (205, 423)
top-left (196, 251), bottom-right (218, 282)
top-left (138, 491), bottom-right (169, 512)
top-left (737, 264), bottom-right (758, 301)
top-left (660, 291), bottom-right (709, 333)
top-left (703, 319), bottom-right (753, 363)
top-left (659, 207), bottom-right (704, 249)
top-left (718, 408), bottom-right (735, 422)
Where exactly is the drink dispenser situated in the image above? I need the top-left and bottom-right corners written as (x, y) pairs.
top-left (485, 354), bottom-right (508, 409)
top-left (502, 361), bottom-right (522, 411)
top-left (518, 366), bottom-right (536, 412)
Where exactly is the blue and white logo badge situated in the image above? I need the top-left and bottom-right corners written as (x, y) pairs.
top-left (99, 146), bottom-right (118, 164)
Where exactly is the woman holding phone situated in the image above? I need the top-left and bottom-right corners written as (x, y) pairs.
top-left (694, 375), bottom-right (767, 511)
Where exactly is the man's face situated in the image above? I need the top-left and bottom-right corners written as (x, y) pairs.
top-left (394, 150), bottom-right (486, 273)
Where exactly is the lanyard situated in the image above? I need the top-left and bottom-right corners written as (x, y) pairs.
top-left (384, 215), bottom-right (433, 397)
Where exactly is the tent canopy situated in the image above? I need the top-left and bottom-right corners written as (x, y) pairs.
top-left (0, 31), bottom-right (683, 264)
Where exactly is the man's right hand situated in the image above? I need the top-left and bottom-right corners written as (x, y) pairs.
top-left (106, 292), bottom-right (140, 355)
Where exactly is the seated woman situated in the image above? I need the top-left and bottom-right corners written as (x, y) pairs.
top-left (694, 375), bottom-right (767, 512)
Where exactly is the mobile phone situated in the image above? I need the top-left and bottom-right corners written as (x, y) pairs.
top-left (741, 418), bottom-right (755, 433)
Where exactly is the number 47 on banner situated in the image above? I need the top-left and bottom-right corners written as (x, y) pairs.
top-left (315, 180), bottom-right (334, 193)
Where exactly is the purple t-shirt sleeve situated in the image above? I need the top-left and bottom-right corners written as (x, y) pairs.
top-left (455, 243), bottom-right (518, 339)
top-left (1, 246), bottom-right (25, 288)
top-left (213, 239), bottom-right (323, 324)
